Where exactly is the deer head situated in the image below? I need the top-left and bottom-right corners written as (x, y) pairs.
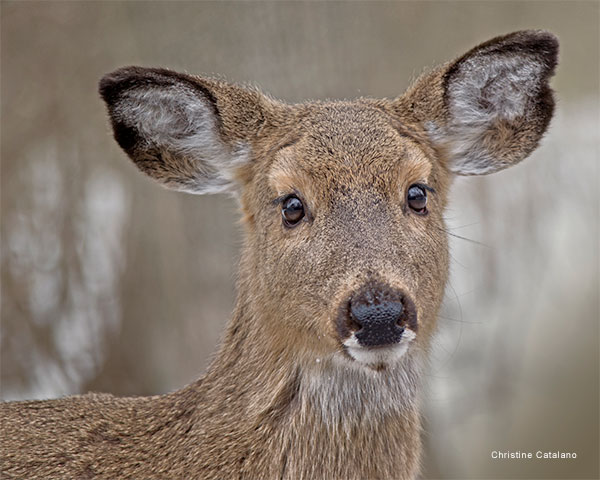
top-left (100, 30), bottom-right (557, 384)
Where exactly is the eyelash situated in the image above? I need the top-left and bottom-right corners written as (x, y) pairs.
top-left (412, 183), bottom-right (435, 194)
top-left (272, 189), bottom-right (302, 206)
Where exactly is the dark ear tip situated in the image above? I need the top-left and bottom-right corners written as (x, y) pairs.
top-left (516, 29), bottom-right (559, 61)
top-left (498, 30), bottom-right (559, 71)
top-left (99, 66), bottom-right (141, 104)
top-left (495, 29), bottom-right (558, 46)
top-left (512, 29), bottom-right (558, 43)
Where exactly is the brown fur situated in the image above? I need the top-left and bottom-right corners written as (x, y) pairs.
top-left (1, 31), bottom-right (558, 479)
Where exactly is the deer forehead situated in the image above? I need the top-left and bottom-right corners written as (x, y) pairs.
top-left (268, 102), bottom-right (433, 203)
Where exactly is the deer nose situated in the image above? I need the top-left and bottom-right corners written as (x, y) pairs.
top-left (348, 287), bottom-right (417, 347)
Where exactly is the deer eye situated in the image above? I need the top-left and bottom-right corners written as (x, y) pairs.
top-left (281, 195), bottom-right (305, 227)
top-left (407, 184), bottom-right (428, 214)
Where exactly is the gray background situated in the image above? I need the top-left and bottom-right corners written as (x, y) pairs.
top-left (2, 2), bottom-right (598, 478)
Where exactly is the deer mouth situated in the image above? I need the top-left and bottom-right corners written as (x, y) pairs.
top-left (341, 328), bottom-right (417, 367)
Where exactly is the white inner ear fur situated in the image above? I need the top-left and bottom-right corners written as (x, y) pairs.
top-left (429, 54), bottom-right (543, 175)
top-left (118, 86), bottom-right (249, 194)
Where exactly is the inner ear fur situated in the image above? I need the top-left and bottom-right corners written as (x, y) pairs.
top-left (394, 30), bottom-right (559, 175)
top-left (99, 67), bottom-right (277, 194)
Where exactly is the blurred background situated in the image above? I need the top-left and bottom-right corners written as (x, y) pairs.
top-left (1, 2), bottom-right (598, 478)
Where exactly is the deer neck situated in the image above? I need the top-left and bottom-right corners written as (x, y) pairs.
top-left (194, 295), bottom-right (424, 478)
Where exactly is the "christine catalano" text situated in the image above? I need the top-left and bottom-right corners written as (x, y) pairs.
top-left (491, 451), bottom-right (577, 459)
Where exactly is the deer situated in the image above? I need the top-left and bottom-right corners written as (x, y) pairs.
top-left (1, 30), bottom-right (558, 479)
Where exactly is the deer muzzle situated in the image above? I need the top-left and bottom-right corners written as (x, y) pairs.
top-left (336, 283), bottom-right (418, 365)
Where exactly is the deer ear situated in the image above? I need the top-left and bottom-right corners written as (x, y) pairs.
top-left (100, 67), bottom-right (273, 194)
top-left (396, 30), bottom-right (558, 175)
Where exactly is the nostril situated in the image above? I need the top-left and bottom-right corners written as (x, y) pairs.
top-left (350, 300), bottom-right (404, 329)
top-left (347, 307), bottom-right (361, 332)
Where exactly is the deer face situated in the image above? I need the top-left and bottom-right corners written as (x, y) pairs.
top-left (100, 31), bottom-right (557, 371)
top-left (243, 102), bottom-right (450, 369)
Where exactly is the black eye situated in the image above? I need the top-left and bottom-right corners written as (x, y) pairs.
top-left (282, 195), bottom-right (305, 227)
top-left (407, 184), bottom-right (428, 214)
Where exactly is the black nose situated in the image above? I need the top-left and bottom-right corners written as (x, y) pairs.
top-left (347, 286), bottom-right (416, 347)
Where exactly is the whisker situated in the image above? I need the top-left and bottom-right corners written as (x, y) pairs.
top-left (435, 225), bottom-right (490, 248)
top-left (443, 221), bottom-right (481, 231)
top-left (437, 314), bottom-right (482, 325)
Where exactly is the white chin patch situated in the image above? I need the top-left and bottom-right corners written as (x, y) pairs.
top-left (342, 328), bottom-right (416, 366)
